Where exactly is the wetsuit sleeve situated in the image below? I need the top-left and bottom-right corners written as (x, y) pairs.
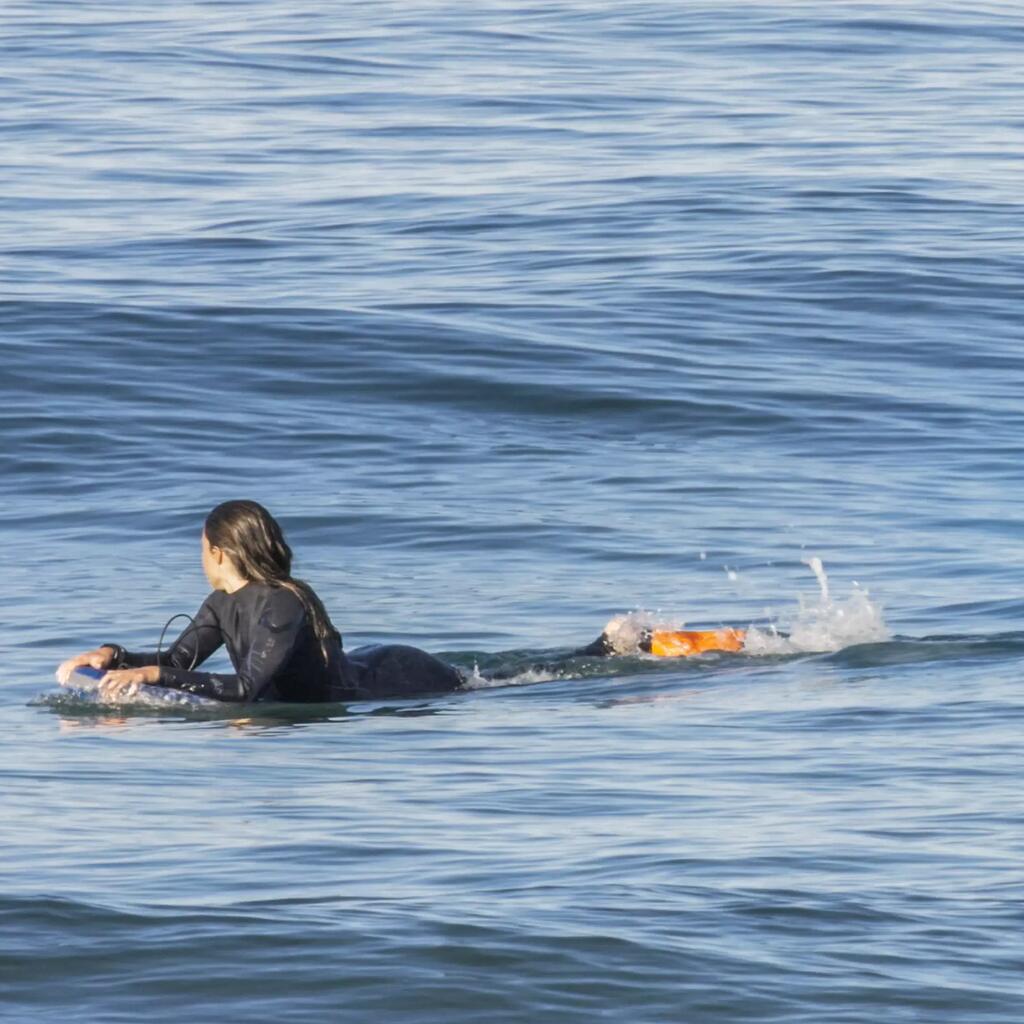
top-left (155, 592), bottom-right (307, 703)
top-left (104, 597), bottom-right (224, 671)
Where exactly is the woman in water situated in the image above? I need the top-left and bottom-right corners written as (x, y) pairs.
top-left (55, 500), bottom-right (465, 704)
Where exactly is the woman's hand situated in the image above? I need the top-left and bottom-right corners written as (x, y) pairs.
top-left (56, 647), bottom-right (117, 685)
top-left (98, 666), bottom-right (162, 702)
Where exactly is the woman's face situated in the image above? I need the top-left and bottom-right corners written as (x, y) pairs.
top-left (202, 530), bottom-right (248, 592)
top-left (201, 530), bottom-right (221, 589)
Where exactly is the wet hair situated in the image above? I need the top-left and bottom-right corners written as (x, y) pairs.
top-left (204, 500), bottom-right (337, 664)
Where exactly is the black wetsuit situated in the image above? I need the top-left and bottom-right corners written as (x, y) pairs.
top-left (104, 583), bottom-right (464, 703)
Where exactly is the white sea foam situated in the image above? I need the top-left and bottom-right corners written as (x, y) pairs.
top-left (741, 558), bottom-right (889, 655)
top-left (602, 610), bottom-right (663, 655)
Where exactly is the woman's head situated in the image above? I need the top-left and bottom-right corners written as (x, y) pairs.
top-left (202, 500), bottom-right (337, 663)
top-left (203, 499), bottom-right (293, 587)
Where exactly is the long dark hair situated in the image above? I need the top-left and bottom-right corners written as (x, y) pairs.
top-left (204, 500), bottom-right (337, 664)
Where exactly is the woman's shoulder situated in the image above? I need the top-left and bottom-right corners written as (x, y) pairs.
top-left (235, 582), bottom-right (308, 626)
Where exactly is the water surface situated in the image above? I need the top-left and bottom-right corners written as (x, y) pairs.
top-left (3, 2), bottom-right (1024, 1020)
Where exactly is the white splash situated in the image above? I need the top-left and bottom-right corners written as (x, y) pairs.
top-left (742, 558), bottom-right (889, 655)
top-left (803, 555), bottom-right (829, 603)
top-left (603, 611), bottom-right (656, 655)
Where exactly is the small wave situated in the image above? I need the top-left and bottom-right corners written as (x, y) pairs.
top-left (455, 647), bottom-right (626, 690)
top-left (456, 654), bottom-right (678, 690)
top-left (463, 664), bottom-right (566, 690)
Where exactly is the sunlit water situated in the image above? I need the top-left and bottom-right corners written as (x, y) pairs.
top-left (3, 2), bottom-right (1024, 1021)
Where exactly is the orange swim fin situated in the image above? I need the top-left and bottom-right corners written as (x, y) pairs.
top-left (646, 627), bottom-right (746, 658)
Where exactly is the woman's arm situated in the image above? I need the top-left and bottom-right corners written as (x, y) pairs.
top-left (84, 598), bottom-right (234, 700)
top-left (56, 599), bottom-right (224, 686)
top-left (129, 590), bottom-right (307, 703)
top-left (102, 597), bottom-right (224, 671)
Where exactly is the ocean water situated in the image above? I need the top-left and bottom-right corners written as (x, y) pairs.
top-left (3, 1), bottom-right (1024, 1020)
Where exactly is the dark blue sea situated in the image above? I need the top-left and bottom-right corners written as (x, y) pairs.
top-left (3, 2), bottom-right (1023, 1020)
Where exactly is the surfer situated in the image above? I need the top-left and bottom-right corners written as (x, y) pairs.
top-left (55, 500), bottom-right (465, 703)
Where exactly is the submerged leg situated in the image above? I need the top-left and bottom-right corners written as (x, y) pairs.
top-left (570, 632), bottom-right (616, 657)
